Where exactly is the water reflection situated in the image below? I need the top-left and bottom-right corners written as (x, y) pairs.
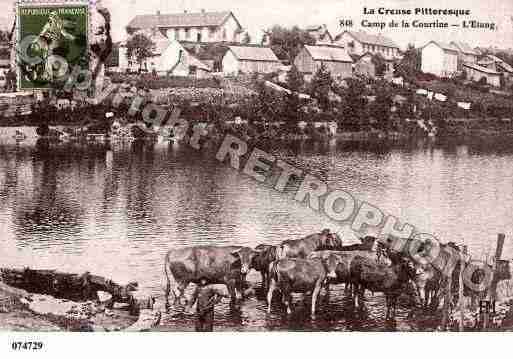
top-left (0, 138), bottom-right (512, 331)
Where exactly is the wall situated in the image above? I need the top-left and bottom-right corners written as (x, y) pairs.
top-left (336, 32), bottom-right (364, 55)
top-left (465, 66), bottom-right (501, 87)
top-left (222, 50), bottom-right (239, 75)
top-left (355, 55), bottom-right (375, 77)
top-left (321, 61), bottom-right (352, 80)
top-left (421, 43), bottom-right (445, 76)
top-left (294, 48), bottom-right (315, 74)
top-left (219, 15), bottom-right (241, 42)
top-left (443, 51), bottom-right (458, 76)
top-left (238, 60), bottom-right (281, 74)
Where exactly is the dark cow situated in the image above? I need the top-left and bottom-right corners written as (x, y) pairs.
top-left (252, 244), bottom-right (279, 288)
top-left (339, 236), bottom-right (377, 252)
top-left (309, 250), bottom-right (379, 295)
top-left (350, 255), bottom-right (417, 319)
top-left (319, 233), bottom-right (344, 251)
top-left (164, 245), bottom-right (258, 310)
top-left (278, 229), bottom-right (336, 259)
top-left (267, 254), bottom-right (342, 318)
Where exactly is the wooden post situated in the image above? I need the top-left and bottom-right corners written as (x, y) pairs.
top-left (458, 245), bottom-right (467, 331)
top-left (441, 267), bottom-right (454, 330)
top-left (482, 234), bottom-right (505, 330)
top-left (488, 234), bottom-right (505, 302)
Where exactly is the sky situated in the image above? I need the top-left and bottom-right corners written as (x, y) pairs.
top-left (0, 0), bottom-right (512, 50)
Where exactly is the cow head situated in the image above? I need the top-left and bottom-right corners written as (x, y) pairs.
top-left (327, 233), bottom-right (343, 250)
top-left (360, 236), bottom-right (377, 251)
top-left (323, 253), bottom-right (342, 279)
top-left (231, 247), bottom-right (258, 275)
top-left (319, 228), bottom-right (332, 248)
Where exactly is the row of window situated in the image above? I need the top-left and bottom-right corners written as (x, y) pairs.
top-left (172, 27), bottom-right (229, 42)
top-left (361, 43), bottom-right (396, 57)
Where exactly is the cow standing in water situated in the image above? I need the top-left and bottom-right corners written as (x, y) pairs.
top-left (349, 255), bottom-right (418, 320)
top-left (267, 254), bottom-right (343, 318)
top-left (278, 229), bottom-right (342, 259)
top-left (164, 245), bottom-right (258, 311)
top-left (252, 244), bottom-right (279, 288)
top-left (308, 250), bottom-right (379, 294)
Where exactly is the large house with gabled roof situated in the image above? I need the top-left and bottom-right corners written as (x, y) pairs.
top-left (450, 41), bottom-right (479, 66)
top-left (126, 10), bottom-right (243, 44)
top-left (420, 41), bottom-right (459, 77)
top-left (222, 46), bottom-right (281, 75)
top-left (334, 30), bottom-right (400, 60)
top-left (294, 44), bottom-right (353, 81)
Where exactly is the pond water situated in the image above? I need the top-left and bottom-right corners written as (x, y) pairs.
top-left (1, 136), bottom-right (512, 331)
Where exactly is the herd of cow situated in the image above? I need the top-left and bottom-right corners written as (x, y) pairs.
top-left (163, 229), bottom-right (487, 321)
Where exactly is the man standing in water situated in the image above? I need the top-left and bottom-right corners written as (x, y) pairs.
top-left (189, 278), bottom-right (231, 332)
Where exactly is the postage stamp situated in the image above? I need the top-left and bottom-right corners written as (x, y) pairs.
top-left (15, 0), bottom-right (89, 90)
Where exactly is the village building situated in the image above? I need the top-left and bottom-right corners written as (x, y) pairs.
top-left (222, 46), bottom-right (281, 75)
top-left (349, 52), bottom-right (396, 78)
top-left (306, 25), bottom-right (333, 44)
top-left (126, 10), bottom-right (243, 44)
top-left (351, 53), bottom-right (375, 78)
top-left (450, 41), bottom-right (479, 66)
top-left (294, 44), bottom-right (353, 81)
top-left (119, 30), bottom-right (211, 77)
top-left (334, 30), bottom-right (400, 77)
top-left (420, 41), bottom-right (458, 77)
top-left (477, 54), bottom-right (513, 86)
top-left (462, 62), bottom-right (501, 87)
top-left (334, 30), bottom-right (400, 58)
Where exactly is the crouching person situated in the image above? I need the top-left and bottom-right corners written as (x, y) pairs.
top-left (188, 278), bottom-right (231, 332)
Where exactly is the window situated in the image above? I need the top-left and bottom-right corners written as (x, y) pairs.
top-left (222, 28), bottom-right (227, 40)
top-left (197, 33), bottom-right (202, 42)
top-left (185, 28), bottom-right (190, 39)
top-left (175, 29), bottom-right (179, 40)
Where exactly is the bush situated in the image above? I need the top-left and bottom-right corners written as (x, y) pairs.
top-left (108, 73), bottom-right (222, 89)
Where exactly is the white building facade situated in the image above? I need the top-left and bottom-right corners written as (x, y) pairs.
top-left (421, 41), bottom-right (458, 77)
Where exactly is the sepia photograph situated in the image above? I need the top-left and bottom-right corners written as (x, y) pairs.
top-left (0, 0), bottom-right (512, 344)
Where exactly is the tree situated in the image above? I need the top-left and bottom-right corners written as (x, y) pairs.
top-left (263, 25), bottom-right (316, 63)
top-left (370, 81), bottom-right (393, 131)
top-left (309, 63), bottom-right (333, 111)
top-left (286, 64), bottom-right (304, 92)
top-left (372, 53), bottom-right (387, 77)
top-left (336, 77), bottom-right (367, 128)
top-left (395, 43), bottom-right (421, 81)
top-left (283, 65), bottom-right (304, 130)
top-left (242, 32), bottom-right (251, 44)
top-left (126, 33), bottom-right (155, 71)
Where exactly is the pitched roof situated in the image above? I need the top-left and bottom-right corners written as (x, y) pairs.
top-left (497, 61), bottom-right (513, 73)
top-left (127, 11), bottom-right (239, 30)
top-left (227, 46), bottom-right (280, 62)
top-left (336, 30), bottom-right (399, 49)
top-left (450, 41), bottom-right (479, 55)
top-left (486, 54), bottom-right (506, 63)
top-left (130, 29), bottom-right (171, 55)
top-left (463, 62), bottom-right (500, 75)
top-left (422, 41), bottom-right (459, 53)
top-left (477, 59), bottom-right (495, 66)
top-left (304, 45), bottom-right (353, 63)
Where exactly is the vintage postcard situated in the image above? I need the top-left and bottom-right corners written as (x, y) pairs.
top-left (0, 0), bottom-right (513, 349)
